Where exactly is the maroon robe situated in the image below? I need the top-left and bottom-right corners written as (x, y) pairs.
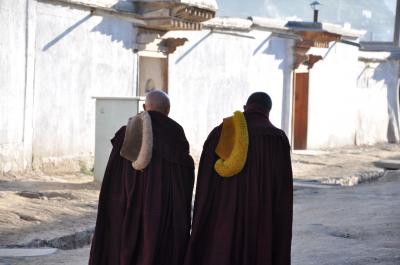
top-left (184, 110), bottom-right (293, 265)
top-left (89, 111), bottom-right (195, 265)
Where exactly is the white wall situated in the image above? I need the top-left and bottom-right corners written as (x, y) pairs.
top-left (170, 31), bottom-right (399, 154)
top-left (31, 2), bottom-right (137, 171)
top-left (307, 42), bottom-right (398, 149)
top-left (307, 42), bottom-right (361, 148)
top-left (168, 29), bottom-right (294, 160)
top-left (0, 0), bottom-right (28, 173)
top-left (1, 1), bottom-right (398, 173)
top-left (356, 60), bottom-right (399, 145)
top-left (377, 61), bottom-right (400, 143)
top-left (0, 1), bottom-right (138, 174)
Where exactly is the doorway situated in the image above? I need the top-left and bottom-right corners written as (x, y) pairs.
top-left (293, 72), bottom-right (309, 150)
top-left (138, 55), bottom-right (168, 97)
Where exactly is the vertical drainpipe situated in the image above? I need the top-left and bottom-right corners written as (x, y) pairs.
top-left (22, 0), bottom-right (29, 145)
top-left (289, 39), bottom-right (296, 148)
top-left (132, 25), bottom-right (138, 97)
top-left (393, 0), bottom-right (400, 142)
top-left (387, 61), bottom-right (400, 144)
top-left (23, 0), bottom-right (37, 171)
top-left (395, 63), bottom-right (400, 143)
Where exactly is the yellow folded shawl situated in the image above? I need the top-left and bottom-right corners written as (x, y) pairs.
top-left (214, 111), bottom-right (249, 177)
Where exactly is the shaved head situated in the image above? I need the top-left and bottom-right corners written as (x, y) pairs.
top-left (144, 90), bottom-right (170, 115)
top-left (245, 92), bottom-right (272, 112)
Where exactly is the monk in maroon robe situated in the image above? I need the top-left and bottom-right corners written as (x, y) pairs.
top-left (184, 92), bottom-right (293, 265)
top-left (89, 90), bottom-right (195, 265)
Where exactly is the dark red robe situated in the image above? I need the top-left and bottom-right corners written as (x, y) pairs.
top-left (89, 111), bottom-right (195, 265)
top-left (184, 110), bottom-right (293, 265)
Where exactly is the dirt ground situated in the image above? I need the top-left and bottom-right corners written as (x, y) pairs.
top-left (0, 173), bottom-right (99, 247)
top-left (292, 143), bottom-right (400, 182)
top-left (292, 170), bottom-right (400, 265)
top-left (0, 144), bottom-right (400, 264)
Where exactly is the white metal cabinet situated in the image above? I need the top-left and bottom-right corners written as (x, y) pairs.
top-left (93, 97), bottom-right (141, 182)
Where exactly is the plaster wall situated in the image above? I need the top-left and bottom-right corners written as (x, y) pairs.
top-left (32, 2), bottom-right (137, 171)
top-left (307, 43), bottom-right (360, 148)
top-left (307, 42), bottom-right (397, 149)
top-left (2, 2), bottom-right (399, 173)
top-left (168, 29), bottom-right (294, 159)
top-left (0, 1), bottom-right (138, 173)
top-left (0, 0), bottom-right (29, 173)
top-left (357, 60), bottom-right (400, 144)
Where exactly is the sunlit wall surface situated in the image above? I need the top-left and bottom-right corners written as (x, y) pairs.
top-left (216, 0), bottom-right (397, 42)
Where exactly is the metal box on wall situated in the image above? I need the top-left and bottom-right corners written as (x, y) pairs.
top-left (93, 97), bottom-right (142, 182)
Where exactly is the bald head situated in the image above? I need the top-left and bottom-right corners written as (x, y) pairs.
top-left (144, 90), bottom-right (170, 115)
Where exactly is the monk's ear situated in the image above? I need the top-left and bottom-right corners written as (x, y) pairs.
top-left (243, 105), bottom-right (247, 111)
top-left (143, 104), bottom-right (146, 111)
top-left (165, 106), bottom-right (170, 116)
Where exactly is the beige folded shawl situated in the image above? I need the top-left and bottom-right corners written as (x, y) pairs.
top-left (120, 111), bottom-right (153, 170)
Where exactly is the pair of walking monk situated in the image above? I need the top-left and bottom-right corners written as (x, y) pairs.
top-left (89, 90), bottom-right (293, 265)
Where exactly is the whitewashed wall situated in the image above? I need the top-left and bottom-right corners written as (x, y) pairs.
top-left (1, 0), bottom-right (399, 174)
top-left (307, 42), bottom-right (398, 149)
top-left (0, 0), bottom-right (30, 173)
top-left (307, 43), bottom-right (361, 148)
top-left (168, 30), bottom-right (294, 160)
top-left (0, 1), bottom-right (137, 174)
top-left (32, 2), bottom-right (137, 172)
top-left (355, 60), bottom-right (399, 145)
